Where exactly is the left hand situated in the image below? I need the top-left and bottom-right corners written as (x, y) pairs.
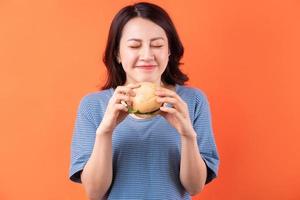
top-left (155, 87), bottom-right (196, 138)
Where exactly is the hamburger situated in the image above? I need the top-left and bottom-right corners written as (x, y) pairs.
top-left (126, 82), bottom-right (162, 118)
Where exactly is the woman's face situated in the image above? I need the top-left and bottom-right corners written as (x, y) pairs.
top-left (118, 17), bottom-right (170, 85)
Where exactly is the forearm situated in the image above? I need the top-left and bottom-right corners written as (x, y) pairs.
top-left (81, 129), bottom-right (113, 200)
top-left (179, 130), bottom-right (207, 196)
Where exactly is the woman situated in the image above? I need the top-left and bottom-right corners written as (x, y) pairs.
top-left (69, 2), bottom-right (219, 199)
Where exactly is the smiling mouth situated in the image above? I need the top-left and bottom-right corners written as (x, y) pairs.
top-left (136, 65), bottom-right (157, 70)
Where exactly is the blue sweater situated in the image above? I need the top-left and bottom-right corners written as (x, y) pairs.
top-left (69, 84), bottom-right (219, 200)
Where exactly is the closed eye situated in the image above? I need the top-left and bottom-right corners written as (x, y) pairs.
top-left (128, 45), bottom-right (164, 48)
top-left (128, 46), bottom-right (140, 49)
top-left (151, 45), bottom-right (163, 48)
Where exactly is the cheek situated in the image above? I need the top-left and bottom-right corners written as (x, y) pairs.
top-left (156, 50), bottom-right (169, 64)
top-left (121, 51), bottom-right (138, 65)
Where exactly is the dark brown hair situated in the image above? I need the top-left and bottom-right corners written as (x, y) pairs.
top-left (100, 2), bottom-right (189, 90)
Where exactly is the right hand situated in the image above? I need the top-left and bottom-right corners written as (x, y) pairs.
top-left (97, 83), bottom-right (140, 135)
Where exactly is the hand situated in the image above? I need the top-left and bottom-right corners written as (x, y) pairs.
top-left (155, 87), bottom-right (195, 138)
top-left (97, 83), bottom-right (140, 135)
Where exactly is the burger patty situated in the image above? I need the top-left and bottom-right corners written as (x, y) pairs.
top-left (128, 107), bottom-right (160, 115)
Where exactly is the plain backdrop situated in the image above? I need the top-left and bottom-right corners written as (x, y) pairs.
top-left (0, 0), bottom-right (299, 199)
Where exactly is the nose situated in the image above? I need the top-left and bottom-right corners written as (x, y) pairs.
top-left (139, 45), bottom-right (154, 61)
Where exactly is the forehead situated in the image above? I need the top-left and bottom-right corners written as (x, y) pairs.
top-left (121, 17), bottom-right (167, 40)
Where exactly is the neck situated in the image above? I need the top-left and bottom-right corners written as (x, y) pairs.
top-left (125, 80), bottom-right (163, 86)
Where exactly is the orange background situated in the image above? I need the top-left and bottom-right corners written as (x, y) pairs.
top-left (0, 0), bottom-right (299, 199)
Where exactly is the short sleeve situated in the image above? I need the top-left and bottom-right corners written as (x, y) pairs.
top-left (193, 90), bottom-right (220, 184)
top-left (69, 95), bottom-right (98, 183)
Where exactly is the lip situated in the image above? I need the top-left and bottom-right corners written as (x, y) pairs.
top-left (136, 65), bottom-right (157, 70)
top-left (136, 65), bottom-right (156, 67)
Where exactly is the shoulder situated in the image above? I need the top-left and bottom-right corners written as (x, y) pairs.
top-left (176, 84), bottom-right (208, 105)
top-left (79, 88), bottom-right (112, 105)
top-left (77, 88), bottom-right (113, 114)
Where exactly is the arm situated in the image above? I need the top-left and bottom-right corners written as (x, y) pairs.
top-left (80, 84), bottom-right (140, 200)
top-left (81, 127), bottom-right (113, 200)
top-left (155, 87), bottom-right (208, 196)
top-left (179, 130), bottom-right (207, 195)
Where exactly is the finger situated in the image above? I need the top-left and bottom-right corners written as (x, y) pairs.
top-left (120, 100), bottom-right (128, 107)
top-left (156, 86), bottom-right (175, 95)
top-left (115, 86), bottom-right (130, 95)
top-left (115, 93), bottom-right (132, 104)
top-left (157, 96), bottom-right (186, 113)
top-left (155, 87), bottom-right (181, 100)
top-left (156, 88), bottom-right (187, 108)
top-left (159, 106), bottom-right (178, 115)
top-left (115, 84), bottom-right (140, 96)
top-left (110, 93), bottom-right (131, 107)
top-left (114, 103), bottom-right (128, 112)
top-left (156, 96), bottom-right (177, 105)
top-left (126, 84), bottom-right (141, 97)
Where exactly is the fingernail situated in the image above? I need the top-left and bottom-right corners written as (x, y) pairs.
top-left (121, 100), bottom-right (128, 107)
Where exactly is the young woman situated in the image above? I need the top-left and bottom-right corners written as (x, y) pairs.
top-left (69, 2), bottom-right (219, 199)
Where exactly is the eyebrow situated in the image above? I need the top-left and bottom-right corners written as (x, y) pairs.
top-left (127, 37), bottom-right (165, 42)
